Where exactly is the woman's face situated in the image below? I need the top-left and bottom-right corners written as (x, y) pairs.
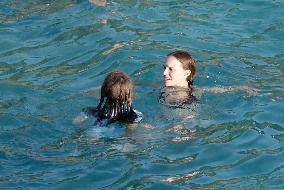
top-left (163, 56), bottom-right (191, 88)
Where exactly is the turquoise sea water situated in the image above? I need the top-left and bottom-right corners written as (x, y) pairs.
top-left (0, 0), bottom-right (284, 189)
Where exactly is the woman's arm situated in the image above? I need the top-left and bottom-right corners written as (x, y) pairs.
top-left (194, 85), bottom-right (258, 97)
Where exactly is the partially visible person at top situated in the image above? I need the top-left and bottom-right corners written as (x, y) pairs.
top-left (73, 71), bottom-right (142, 126)
top-left (88, 0), bottom-right (107, 6)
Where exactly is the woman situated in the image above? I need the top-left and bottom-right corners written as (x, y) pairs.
top-left (161, 50), bottom-right (197, 106)
top-left (163, 50), bottom-right (257, 96)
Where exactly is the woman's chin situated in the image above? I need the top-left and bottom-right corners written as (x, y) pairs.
top-left (165, 82), bottom-right (187, 88)
top-left (164, 80), bottom-right (173, 87)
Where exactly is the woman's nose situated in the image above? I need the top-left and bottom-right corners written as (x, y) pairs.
top-left (163, 68), bottom-right (168, 76)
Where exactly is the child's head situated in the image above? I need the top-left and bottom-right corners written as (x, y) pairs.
top-left (97, 71), bottom-right (135, 122)
top-left (101, 71), bottom-right (133, 104)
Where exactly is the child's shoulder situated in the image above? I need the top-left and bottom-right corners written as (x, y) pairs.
top-left (133, 109), bottom-right (143, 123)
top-left (83, 106), bottom-right (98, 117)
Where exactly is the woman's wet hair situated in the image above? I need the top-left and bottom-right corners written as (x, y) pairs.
top-left (96, 71), bottom-right (136, 123)
top-left (167, 50), bottom-right (196, 86)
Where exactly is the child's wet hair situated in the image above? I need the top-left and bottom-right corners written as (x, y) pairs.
top-left (96, 71), bottom-right (136, 123)
top-left (101, 71), bottom-right (133, 104)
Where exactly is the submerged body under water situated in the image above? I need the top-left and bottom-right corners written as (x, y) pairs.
top-left (0, 0), bottom-right (284, 189)
top-left (158, 86), bottom-right (198, 122)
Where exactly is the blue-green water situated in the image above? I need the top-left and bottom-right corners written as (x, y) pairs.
top-left (1, 0), bottom-right (284, 189)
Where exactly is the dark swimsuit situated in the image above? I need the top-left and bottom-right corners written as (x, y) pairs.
top-left (83, 106), bottom-right (141, 125)
top-left (159, 86), bottom-right (197, 109)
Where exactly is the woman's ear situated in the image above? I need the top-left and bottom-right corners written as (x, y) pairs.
top-left (185, 70), bottom-right (191, 77)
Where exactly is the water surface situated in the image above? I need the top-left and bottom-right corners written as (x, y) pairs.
top-left (0, 0), bottom-right (284, 189)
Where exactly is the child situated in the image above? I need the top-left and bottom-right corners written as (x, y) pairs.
top-left (74, 71), bottom-right (142, 125)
